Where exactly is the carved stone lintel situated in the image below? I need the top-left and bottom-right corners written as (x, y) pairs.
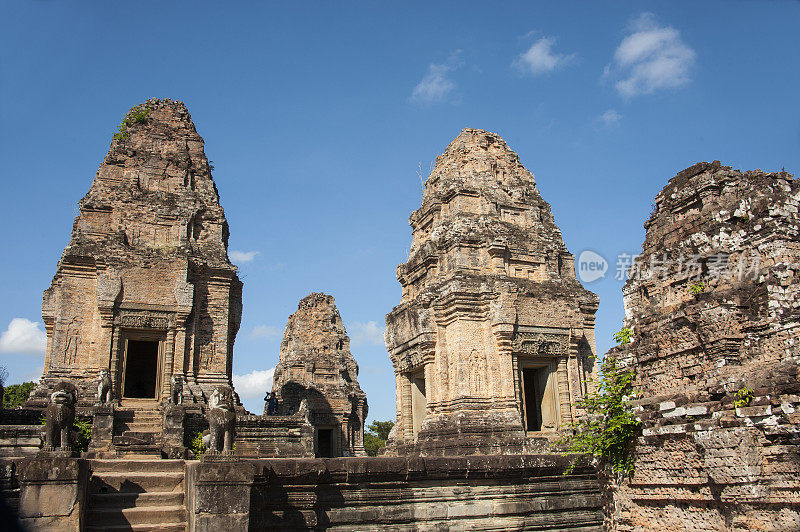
top-left (120, 312), bottom-right (170, 329)
top-left (511, 330), bottom-right (569, 356)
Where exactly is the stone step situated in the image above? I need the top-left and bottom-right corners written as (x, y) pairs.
top-left (90, 471), bottom-right (184, 493)
top-left (89, 491), bottom-right (184, 509)
top-left (86, 505), bottom-right (186, 527)
top-left (90, 459), bottom-right (185, 474)
top-left (115, 413), bottom-right (162, 422)
top-left (115, 450), bottom-right (163, 459)
top-left (113, 433), bottom-right (162, 445)
top-left (115, 424), bottom-right (162, 434)
top-left (85, 524), bottom-right (185, 532)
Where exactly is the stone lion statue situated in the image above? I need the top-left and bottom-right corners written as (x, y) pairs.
top-left (206, 385), bottom-right (235, 453)
top-left (43, 380), bottom-right (78, 451)
top-left (169, 374), bottom-right (183, 405)
top-left (96, 368), bottom-right (112, 404)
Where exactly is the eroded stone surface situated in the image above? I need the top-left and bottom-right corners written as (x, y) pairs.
top-left (608, 162), bottom-right (800, 531)
top-left (385, 128), bottom-right (599, 455)
top-left (31, 98), bottom-right (242, 407)
top-left (271, 293), bottom-right (368, 456)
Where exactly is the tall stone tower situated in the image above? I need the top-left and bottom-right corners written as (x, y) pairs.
top-left (385, 128), bottom-right (598, 455)
top-left (271, 293), bottom-right (368, 457)
top-left (32, 98), bottom-right (242, 406)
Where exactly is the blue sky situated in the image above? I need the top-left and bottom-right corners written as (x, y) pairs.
top-left (1, 1), bottom-right (798, 420)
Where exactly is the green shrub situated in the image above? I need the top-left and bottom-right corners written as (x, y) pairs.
top-left (689, 282), bottom-right (706, 296)
top-left (613, 327), bottom-right (633, 346)
top-left (733, 387), bottom-right (754, 408)
top-left (556, 353), bottom-right (640, 476)
top-left (72, 419), bottom-right (92, 454)
top-left (188, 431), bottom-right (206, 458)
top-left (113, 104), bottom-right (150, 142)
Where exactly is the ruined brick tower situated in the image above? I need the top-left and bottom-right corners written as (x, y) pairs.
top-left (271, 293), bottom-right (368, 457)
top-left (385, 128), bottom-right (599, 455)
top-left (32, 98), bottom-right (242, 406)
top-left (607, 162), bottom-right (800, 531)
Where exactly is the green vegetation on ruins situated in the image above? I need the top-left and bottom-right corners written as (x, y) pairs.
top-left (113, 103), bottom-right (150, 142)
top-left (556, 327), bottom-right (641, 477)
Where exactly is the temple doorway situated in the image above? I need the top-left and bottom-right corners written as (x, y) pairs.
top-left (123, 339), bottom-right (160, 399)
top-left (522, 367), bottom-right (544, 431)
top-left (520, 364), bottom-right (558, 432)
top-left (317, 428), bottom-right (333, 458)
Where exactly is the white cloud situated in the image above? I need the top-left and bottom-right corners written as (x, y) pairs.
top-left (597, 109), bottom-right (622, 127)
top-left (514, 36), bottom-right (575, 75)
top-left (411, 51), bottom-right (463, 104)
top-left (233, 367), bottom-right (275, 399)
top-left (229, 250), bottom-right (260, 263)
top-left (349, 321), bottom-right (385, 348)
top-left (412, 64), bottom-right (455, 103)
top-left (0, 318), bottom-right (47, 355)
top-left (250, 325), bottom-right (282, 339)
top-left (608, 13), bottom-right (696, 97)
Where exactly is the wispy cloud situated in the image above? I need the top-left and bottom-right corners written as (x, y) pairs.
top-left (606, 13), bottom-right (696, 97)
top-left (0, 318), bottom-right (46, 355)
top-left (229, 250), bottom-right (260, 263)
top-left (349, 321), bottom-right (385, 348)
top-left (411, 51), bottom-right (463, 104)
top-left (514, 36), bottom-right (575, 75)
top-left (250, 325), bottom-right (282, 339)
top-left (596, 109), bottom-right (622, 127)
top-left (233, 367), bottom-right (275, 399)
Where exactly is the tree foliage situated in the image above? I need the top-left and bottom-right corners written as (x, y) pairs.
top-left (364, 420), bottom-right (394, 456)
top-left (3, 381), bottom-right (36, 409)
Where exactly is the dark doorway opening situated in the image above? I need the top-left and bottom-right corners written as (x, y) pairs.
top-left (411, 375), bottom-right (426, 436)
top-left (123, 340), bottom-right (159, 398)
top-left (522, 367), bottom-right (544, 431)
top-left (317, 429), bottom-right (333, 458)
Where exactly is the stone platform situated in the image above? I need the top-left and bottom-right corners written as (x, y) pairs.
top-left (2, 454), bottom-right (603, 531)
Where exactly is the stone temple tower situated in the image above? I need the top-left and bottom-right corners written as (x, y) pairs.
top-left (384, 128), bottom-right (599, 455)
top-left (271, 293), bottom-right (368, 457)
top-left (31, 98), bottom-right (242, 406)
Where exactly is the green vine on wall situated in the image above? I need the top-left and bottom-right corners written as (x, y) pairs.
top-left (556, 328), bottom-right (641, 477)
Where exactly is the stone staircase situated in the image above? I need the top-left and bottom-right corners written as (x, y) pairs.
top-left (113, 403), bottom-right (163, 457)
top-left (86, 459), bottom-right (187, 531)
